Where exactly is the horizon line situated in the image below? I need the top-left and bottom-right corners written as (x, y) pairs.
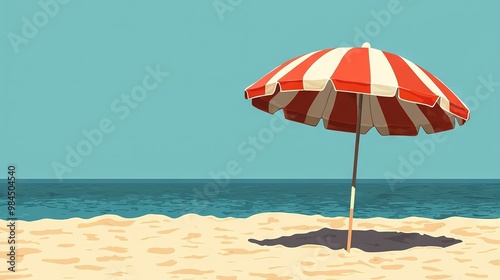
top-left (2, 178), bottom-right (500, 182)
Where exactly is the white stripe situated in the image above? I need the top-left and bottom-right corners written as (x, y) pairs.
top-left (360, 94), bottom-right (373, 134)
top-left (268, 91), bottom-right (299, 114)
top-left (349, 186), bottom-right (356, 209)
top-left (397, 98), bottom-right (433, 133)
top-left (321, 85), bottom-right (338, 126)
top-left (264, 51), bottom-right (320, 95)
top-left (402, 57), bottom-right (450, 110)
top-left (304, 82), bottom-right (334, 125)
top-left (302, 48), bottom-right (351, 91)
top-left (368, 95), bottom-right (390, 135)
top-left (369, 48), bottom-right (399, 97)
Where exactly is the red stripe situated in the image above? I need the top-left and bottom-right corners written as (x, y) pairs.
top-left (279, 49), bottom-right (334, 91)
top-left (418, 66), bottom-right (469, 120)
top-left (251, 94), bottom-right (275, 113)
top-left (377, 96), bottom-right (418, 135)
top-left (382, 51), bottom-right (439, 106)
top-left (282, 91), bottom-right (321, 124)
top-left (331, 48), bottom-right (371, 94)
top-left (417, 104), bottom-right (455, 133)
top-left (325, 91), bottom-right (358, 132)
top-left (245, 54), bottom-right (305, 99)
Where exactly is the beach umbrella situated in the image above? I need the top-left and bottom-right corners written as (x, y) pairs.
top-left (244, 42), bottom-right (470, 252)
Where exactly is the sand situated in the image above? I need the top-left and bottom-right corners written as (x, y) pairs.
top-left (1, 213), bottom-right (499, 279)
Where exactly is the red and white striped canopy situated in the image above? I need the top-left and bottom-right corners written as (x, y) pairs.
top-left (245, 43), bottom-right (470, 136)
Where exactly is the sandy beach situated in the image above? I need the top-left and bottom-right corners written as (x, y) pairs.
top-left (1, 213), bottom-right (499, 279)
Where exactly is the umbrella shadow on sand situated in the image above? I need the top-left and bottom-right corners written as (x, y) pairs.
top-left (249, 228), bottom-right (462, 252)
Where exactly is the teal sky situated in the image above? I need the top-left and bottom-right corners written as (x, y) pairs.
top-left (1, 0), bottom-right (499, 180)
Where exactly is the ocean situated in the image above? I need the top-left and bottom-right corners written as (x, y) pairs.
top-left (4, 180), bottom-right (499, 221)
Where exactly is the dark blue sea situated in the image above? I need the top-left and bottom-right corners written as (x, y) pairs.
top-left (3, 180), bottom-right (499, 221)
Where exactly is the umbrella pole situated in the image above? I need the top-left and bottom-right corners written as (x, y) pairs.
top-left (347, 94), bottom-right (363, 253)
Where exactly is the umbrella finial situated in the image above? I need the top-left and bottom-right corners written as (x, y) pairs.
top-left (362, 42), bottom-right (371, 48)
